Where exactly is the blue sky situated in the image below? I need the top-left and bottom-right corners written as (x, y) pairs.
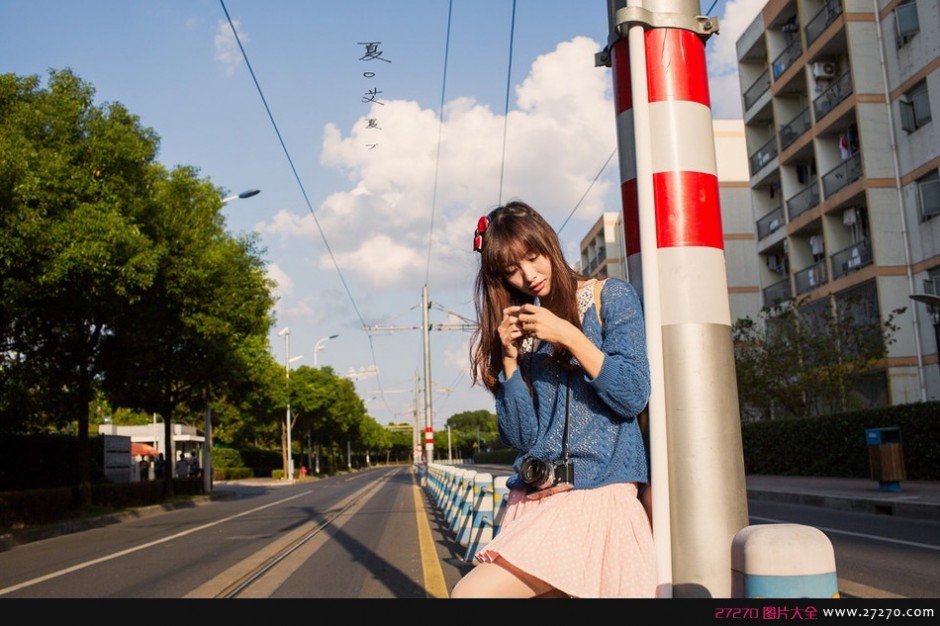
top-left (1, 0), bottom-right (764, 430)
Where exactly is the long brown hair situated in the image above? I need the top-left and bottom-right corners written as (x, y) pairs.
top-left (469, 200), bottom-right (585, 394)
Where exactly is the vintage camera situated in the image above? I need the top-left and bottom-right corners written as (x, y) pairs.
top-left (519, 456), bottom-right (574, 492)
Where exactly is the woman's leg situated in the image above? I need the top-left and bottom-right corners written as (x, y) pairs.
top-left (450, 557), bottom-right (566, 598)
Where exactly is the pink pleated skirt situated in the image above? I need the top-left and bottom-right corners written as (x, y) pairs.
top-left (474, 482), bottom-right (657, 598)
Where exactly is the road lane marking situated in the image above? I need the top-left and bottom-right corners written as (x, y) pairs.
top-left (750, 515), bottom-right (940, 551)
top-left (413, 469), bottom-right (449, 598)
top-left (0, 491), bottom-right (312, 597)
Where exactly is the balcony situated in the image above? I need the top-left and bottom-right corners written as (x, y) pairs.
top-left (750, 136), bottom-right (778, 176)
top-left (813, 71), bottom-right (853, 123)
top-left (772, 37), bottom-right (803, 80)
top-left (804, 0), bottom-right (843, 47)
top-left (786, 180), bottom-right (820, 221)
top-left (795, 259), bottom-right (829, 295)
top-left (779, 107), bottom-right (811, 151)
top-left (744, 69), bottom-right (771, 111)
top-left (823, 153), bottom-right (862, 198)
top-left (763, 277), bottom-right (792, 307)
top-left (757, 205), bottom-right (785, 240)
top-left (830, 239), bottom-right (872, 279)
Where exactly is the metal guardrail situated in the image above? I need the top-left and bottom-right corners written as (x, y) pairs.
top-left (743, 69), bottom-right (770, 111)
top-left (750, 136), bottom-right (778, 176)
top-left (814, 70), bottom-right (853, 123)
top-left (756, 205), bottom-right (785, 240)
top-left (804, 0), bottom-right (843, 47)
top-left (830, 239), bottom-right (872, 279)
top-left (823, 152), bottom-right (863, 198)
top-left (787, 179), bottom-right (820, 221)
top-left (423, 463), bottom-right (509, 562)
top-left (794, 258), bottom-right (828, 295)
top-left (771, 37), bottom-right (802, 80)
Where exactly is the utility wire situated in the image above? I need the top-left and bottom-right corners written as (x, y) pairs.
top-left (557, 147), bottom-right (617, 235)
top-left (497, 0), bottom-right (517, 206)
top-left (424, 0), bottom-right (454, 285)
top-left (218, 1), bottom-right (389, 395)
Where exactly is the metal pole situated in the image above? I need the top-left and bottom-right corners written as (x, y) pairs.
top-left (933, 317), bottom-right (940, 389)
top-left (602, 0), bottom-right (747, 598)
top-left (413, 370), bottom-right (420, 464)
top-left (422, 285), bottom-right (434, 464)
top-left (280, 327), bottom-right (294, 482)
top-left (203, 403), bottom-right (212, 493)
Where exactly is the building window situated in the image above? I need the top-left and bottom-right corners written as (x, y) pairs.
top-left (895, 1), bottom-right (919, 48)
top-left (918, 171), bottom-right (940, 220)
top-left (899, 81), bottom-right (931, 133)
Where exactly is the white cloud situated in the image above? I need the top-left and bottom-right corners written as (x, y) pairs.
top-left (263, 26), bottom-right (763, 320)
top-left (273, 36), bottom-right (619, 297)
top-left (213, 18), bottom-right (246, 76)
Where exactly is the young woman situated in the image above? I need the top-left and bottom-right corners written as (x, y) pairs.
top-left (451, 200), bottom-right (655, 599)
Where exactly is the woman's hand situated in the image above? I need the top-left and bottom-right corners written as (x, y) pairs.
top-left (516, 304), bottom-right (574, 345)
top-left (517, 303), bottom-right (605, 379)
top-left (499, 306), bottom-right (526, 360)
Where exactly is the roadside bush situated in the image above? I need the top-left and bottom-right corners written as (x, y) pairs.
top-left (742, 401), bottom-right (939, 479)
top-left (210, 447), bottom-right (243, 468)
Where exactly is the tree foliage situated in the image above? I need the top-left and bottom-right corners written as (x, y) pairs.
top-left (442, 409), bottom-right (499, 457)
top-left (732, 295), bottom-right (904, 420)
top-left (1, 69), bottom-right (275, 493)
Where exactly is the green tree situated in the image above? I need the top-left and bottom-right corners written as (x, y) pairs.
top-left (212, 351), bottom-right (283, 450)
top-left (99, 164), bottom-right (275, 494)
top-left (732, 296), bottom-right (903, 420)
top-left (1, 70), bottom-right (161, 496)
top-left (355, 413), bottom-right (392, 465)
top-left (443, 409), bottom-right (499, 457)
top-left (1, 69), bottom-right (276, 497)
top-left (288, 365), bottom-right (368, 474)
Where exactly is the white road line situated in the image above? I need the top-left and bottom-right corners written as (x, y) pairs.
top-left (0, 490), bottom-right (312, 596)
top-left (750, 515), bottom-right (940, 551)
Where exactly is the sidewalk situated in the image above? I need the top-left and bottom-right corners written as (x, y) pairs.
top-left (746, 474), bottom-right (940, 521)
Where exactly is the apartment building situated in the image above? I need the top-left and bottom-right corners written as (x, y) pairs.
top-left (578, 119), bottom-right (763, 326)
top-left (736, 0), bottom-right (939, 406)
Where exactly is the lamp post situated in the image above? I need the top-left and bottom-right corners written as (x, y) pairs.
top-left (277, 326), bottom-right (292, 481)
top-left (201, 188), bottom-right (260, 492)
top-left (277, 326), bottom-right (301, 481)
top-left (313, 334), bottom-right (339, 367)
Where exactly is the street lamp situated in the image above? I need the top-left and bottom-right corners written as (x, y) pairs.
top-left (313, 334), bottom-right (339, 366)
top-left (277, 326), bottom-right (298, 481)
top-left (199, 188), bottom-right (261, 493)
top-left (221, 188), bottom-right (261, 204)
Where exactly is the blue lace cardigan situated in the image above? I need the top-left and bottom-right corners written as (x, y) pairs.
top-left (495, 278), bottom-right (651, 491)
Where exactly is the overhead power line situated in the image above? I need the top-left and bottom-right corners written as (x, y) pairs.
top-left (218, 0), bottom-right (392, 397)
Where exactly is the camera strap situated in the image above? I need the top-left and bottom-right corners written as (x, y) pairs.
top-left (561, 372), bottom-right (570, 463)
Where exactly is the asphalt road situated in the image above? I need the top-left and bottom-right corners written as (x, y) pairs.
top-left (0, 464), bottom-right (937, 604)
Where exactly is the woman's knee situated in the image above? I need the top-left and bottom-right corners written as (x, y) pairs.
top-left (450, 562), bottom-right (536, 599)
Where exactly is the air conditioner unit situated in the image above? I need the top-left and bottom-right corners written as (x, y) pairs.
top-left (813, 62), bottom-right (837, 79)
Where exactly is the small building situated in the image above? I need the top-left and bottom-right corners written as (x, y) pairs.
top-left (97, 422), bottom-right (204, 477)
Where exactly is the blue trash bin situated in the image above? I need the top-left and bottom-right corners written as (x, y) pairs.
top-left (864, 427), bottom-right (905, 492)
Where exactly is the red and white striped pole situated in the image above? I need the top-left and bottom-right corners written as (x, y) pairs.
top-left (602, 0), bottom-right (749, 598)
top-left (424, 426), bottom-right (434, 465)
